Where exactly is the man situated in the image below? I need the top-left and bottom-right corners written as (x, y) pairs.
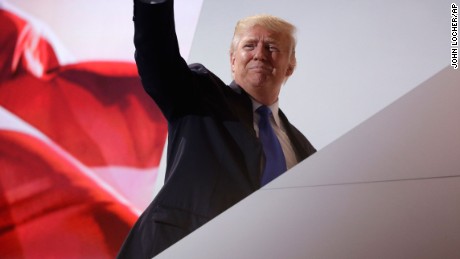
top-left (118, 0), bottom-right (316, 257)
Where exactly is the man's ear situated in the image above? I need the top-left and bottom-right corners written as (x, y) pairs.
top-left (230, 53), bottom-right (236, 73)
top-left (286, 64), bottom-right (294, 77)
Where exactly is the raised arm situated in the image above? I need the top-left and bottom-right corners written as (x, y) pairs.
top-left (133, 0), bottom-right (194, 119)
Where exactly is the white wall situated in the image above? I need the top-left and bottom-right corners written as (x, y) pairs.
top-left (6, 0), bottom-right (455, 197)
top-left (189, 0), bottom-right (452, 149)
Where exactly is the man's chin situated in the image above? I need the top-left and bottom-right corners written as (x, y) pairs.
top-left (248, 74), bottom-right (270, 86)
top-left (236, 75), bottom-right (273, 90)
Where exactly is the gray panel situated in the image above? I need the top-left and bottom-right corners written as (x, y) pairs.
top-left (159, 177), bottom-right (460, 258)
top-left (267, 66), bottom-right (460, 189)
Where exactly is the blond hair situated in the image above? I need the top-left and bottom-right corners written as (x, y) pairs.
top-left (230, 14), bottom-right (297, 69)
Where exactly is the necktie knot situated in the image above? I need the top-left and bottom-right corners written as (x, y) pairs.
top-left (256, 105), bottom-right (271, 118)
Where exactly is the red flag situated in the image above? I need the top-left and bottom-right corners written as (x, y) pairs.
top-left (0, 120), bottom-right (138, 258)
top-left (0, 6), bottom-right (167, 258)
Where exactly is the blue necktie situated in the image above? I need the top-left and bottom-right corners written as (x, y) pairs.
top-left (256, 105), bottom-right (287, 186)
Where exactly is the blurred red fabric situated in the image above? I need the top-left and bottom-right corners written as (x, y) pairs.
top-left (0, 7), bottom-right (167, 258)
top-left (0, 130), bottom-right (138, 258)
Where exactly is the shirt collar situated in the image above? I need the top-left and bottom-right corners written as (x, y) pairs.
top-left (228, 81), bottom-right (281, 127)
top-left (251, 98), bottom-right (281, 127)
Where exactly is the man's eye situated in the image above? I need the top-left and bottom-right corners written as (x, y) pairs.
top-left (268, 45), bottom-right (279, 52)
top-left (243, 44), bottom-right (255, 49)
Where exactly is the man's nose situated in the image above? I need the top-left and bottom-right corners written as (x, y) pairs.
top-left (253, 44), bottom-right (268, 61)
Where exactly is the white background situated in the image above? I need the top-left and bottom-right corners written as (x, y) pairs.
top-left (4, 0), bottom-right (455, 197)
top-left (189, 0), bottom-right (452, 149)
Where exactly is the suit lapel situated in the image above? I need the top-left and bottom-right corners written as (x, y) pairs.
top-left (278, 109), bottom-right (311, 161)
top-left (222, 82), bottom-right (262, 189)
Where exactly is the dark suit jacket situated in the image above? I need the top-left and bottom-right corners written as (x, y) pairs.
top-left (118, 0), bottom-right (316, 258)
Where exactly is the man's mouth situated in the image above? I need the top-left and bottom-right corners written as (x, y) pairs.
top-left (248, 64), bottom-right (272, 72)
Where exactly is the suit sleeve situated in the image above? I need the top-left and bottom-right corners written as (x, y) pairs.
top-left (133, 0), bottom-right (195, 120)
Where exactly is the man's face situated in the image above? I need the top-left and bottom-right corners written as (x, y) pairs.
top-left (231, 25), bottom-right (294, 105)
